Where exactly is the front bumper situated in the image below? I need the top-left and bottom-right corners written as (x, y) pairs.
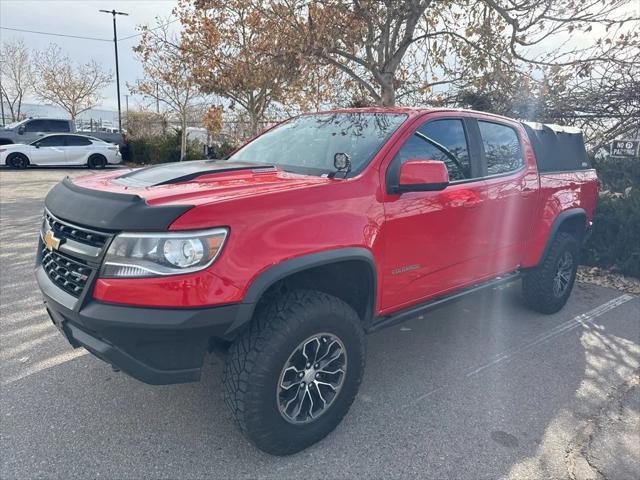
top-left (37, 264), bottom-right (241, 385)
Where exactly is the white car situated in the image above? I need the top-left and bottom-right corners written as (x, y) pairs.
top-left (0, 134), bottom-right (122, 169)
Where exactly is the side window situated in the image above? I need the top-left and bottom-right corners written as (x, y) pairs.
top-left (49, 120), bottom-right (71, 132)
top-left (37, 136), bottom-right (65, 147)
top-left (65, 136), bottom-right (91, 146)
top-left (393, 119), bottom-right (472, 182)
top-left (478, 121), bottom-right (524, 175)
top-left (25, 120), bottom-right (49, 132)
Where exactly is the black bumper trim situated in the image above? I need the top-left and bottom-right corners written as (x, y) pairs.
top-left (40, 272), bottom-right (245, 384)
top-left (65, 321), bottom-right (202, 385)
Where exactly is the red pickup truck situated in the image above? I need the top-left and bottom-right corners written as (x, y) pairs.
top-left (37, 108), bottom-right (597, 454)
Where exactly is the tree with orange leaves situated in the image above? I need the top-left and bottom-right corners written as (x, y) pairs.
top-left (178, 0), bottom-right (308, 137)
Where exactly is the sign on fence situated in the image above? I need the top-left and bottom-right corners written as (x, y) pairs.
top-left (610, 140), bottom-right (639, 158)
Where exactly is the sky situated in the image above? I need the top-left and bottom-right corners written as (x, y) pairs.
top-left (0, 0), bottom-right (180, 111)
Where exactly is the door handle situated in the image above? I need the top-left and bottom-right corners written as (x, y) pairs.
top-left (521, 187), bottom-right (536, 198)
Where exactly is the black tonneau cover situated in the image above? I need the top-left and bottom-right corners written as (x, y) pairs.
top-left (521, 122), bottom-right (591, 173)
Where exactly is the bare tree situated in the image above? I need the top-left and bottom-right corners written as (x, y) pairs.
top-left (32, 44), bottom-right (112, 120)
top-left (131, 17), bottom-right (206, 160)
top-left (0, 38), bottom-right (33, 122)
top-left (267, 0), bottom-right (638, 107)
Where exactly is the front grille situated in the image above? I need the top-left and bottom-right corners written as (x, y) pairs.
top-left (41, 211), bottom-right (111, 298)
top-left (45, 212), bottom-right (109, 248)
top-left (41, 248), bottom-right (93, 297)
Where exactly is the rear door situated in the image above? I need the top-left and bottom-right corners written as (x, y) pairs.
top-left (63, 135), bottom-right (92, 164)
top-left (472, 118), bottom-right (539, 274)
top-left (381, 115), bottom-right (492, 312)
top-left (30, 135), bottom-right (67, 165)
top-left (48, 120), bottom-right (72, 133)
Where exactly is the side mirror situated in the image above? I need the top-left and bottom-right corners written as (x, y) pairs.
top-left (34, 142), bottom-right (40, 148)
top-left (397, 159), bottom-right (449, 192)
top-left (17, 126), bottom-right (25, 135)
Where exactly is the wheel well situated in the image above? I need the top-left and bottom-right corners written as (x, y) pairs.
top-left (255, 260), bottom-right (375, 327)
top-left (556, 213), bottom-right (586, 241)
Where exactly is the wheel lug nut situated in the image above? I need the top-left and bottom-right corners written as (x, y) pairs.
top-left (301, 381), bottom-right (305, 386)
top-left (314, 364), bottom-right (319, 369)
top-left (306, 363), bottom-right (311, 368)
top-left (299, 372), bottom-right (304, 378)
top-left (315, 373), bottom-right (320, 379)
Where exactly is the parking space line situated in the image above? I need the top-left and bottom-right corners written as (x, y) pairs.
top-left (1, 349), bottom-right (89, 386)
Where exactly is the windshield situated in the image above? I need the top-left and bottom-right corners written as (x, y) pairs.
top-left (229, 112), bottom-right (408, 176)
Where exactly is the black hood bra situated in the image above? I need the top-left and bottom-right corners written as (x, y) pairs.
top-left (113, 160), bottom-right (275, 187)
top-left (45, 161), bottom-right (276, 231)
top-left (45, 177), bottom-right (192, 232)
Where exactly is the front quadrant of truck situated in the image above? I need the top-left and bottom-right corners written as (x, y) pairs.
top-left (35, 108), bottom-right (598, 455)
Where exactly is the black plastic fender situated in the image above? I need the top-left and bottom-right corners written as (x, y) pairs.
top-left (223, 247), bottom-right (378, 339)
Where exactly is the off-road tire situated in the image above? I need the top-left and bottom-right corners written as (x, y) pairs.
top-left (87, 154), bottom-right (107, 169)
top-left (7, 153), bottom-right (29, 169)
top-left (522, 232), bottom-right (579, 314)
top-left (223, 289), bottom-right (366, 455)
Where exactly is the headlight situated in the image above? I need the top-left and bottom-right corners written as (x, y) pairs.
top-left (100, 228), bottom-right (228, 278)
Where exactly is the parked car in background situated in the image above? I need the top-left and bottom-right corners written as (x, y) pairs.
top-left (0, 117), bottom-right (127, 149)
top-left (0, 134), bottom-right (121, 168)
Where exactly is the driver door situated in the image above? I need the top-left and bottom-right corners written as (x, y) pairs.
top-left (380, 117), bottom-right (492, 312)
top-left (30, 135), bottom-right (67, 165)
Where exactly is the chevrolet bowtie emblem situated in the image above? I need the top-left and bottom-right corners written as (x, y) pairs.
top-left (44, 230), bottom-right (61, 251)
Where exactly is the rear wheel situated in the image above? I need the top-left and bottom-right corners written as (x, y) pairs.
top-left (223, 290), bottom-right (366, 455)
top-left (522, 232), bottom-right (579, 314)
top-left (6, 153), bottom-right (29, 169)
top-left (87, 154), bottom-right (107, 169)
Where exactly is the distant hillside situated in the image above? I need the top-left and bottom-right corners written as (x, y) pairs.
top-left (2, 103), bottom-right (118, 123)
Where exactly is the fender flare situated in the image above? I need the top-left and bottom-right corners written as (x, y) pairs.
top-left (223, 247), bottom-right (378, 339)
top-left (536, 208), bottom-right (587, 266)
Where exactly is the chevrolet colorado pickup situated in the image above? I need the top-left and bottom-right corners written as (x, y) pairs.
top-left (36, 108), bottom-right (598, 455)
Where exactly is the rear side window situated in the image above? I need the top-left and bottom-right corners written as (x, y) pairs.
top-left (393, 119), bottom-right (472, 181)
top-left (65, 136), bottom-right (91, 146)
top-left (478, 121), bottom-right (524, 175)
top-left (48, 120), bottom-right (71, 132)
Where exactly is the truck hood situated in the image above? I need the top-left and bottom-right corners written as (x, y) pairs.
top-left (73, 160), bottom-right (331, 206)
top-left (47, 161), bottom-right (333, 231)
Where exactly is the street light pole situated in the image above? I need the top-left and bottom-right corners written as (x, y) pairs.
top-left (99, 9), bottom-right (128, 132)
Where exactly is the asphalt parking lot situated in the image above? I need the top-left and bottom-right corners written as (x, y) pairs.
top-left (1, 168), bottom-right (639, 479)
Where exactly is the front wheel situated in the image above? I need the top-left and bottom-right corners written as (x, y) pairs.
top-left (6, 153), bottom-right (29, 169)
top-left (223, 290), bottom-right (366, 455)
top-left (522, 232), bottom-right (579, 314)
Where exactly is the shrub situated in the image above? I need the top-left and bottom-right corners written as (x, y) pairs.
top-left (583, 190), bottom-right (640, 278)
top-left (126, 130), bottom-right (205, 164)
top-left (593, 156), bottom-right (640, 193)
top-left (209, 141), bottom-right (237, 159)
top-left (582, 155), bottom-right (640, 278)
